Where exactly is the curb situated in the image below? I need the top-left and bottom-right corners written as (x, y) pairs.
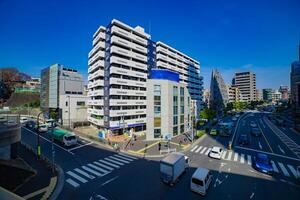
top-left (49, 165), bottom-right (64, 200)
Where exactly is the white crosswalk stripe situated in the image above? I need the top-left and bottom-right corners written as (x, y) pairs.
top-left (74, 168), bottom-right (95, 179)
top-left (109, 156), bottom-right (130, 164)
top-left (99, 159), bottom-right (120, 169)
top-left (104, 158), bottom-right (124, 166)
top-left (200, 147), bottom-right (207, 154)
top-left (271, 161), bottom-right (279, 173)
top-left (240, 154), bottom-right (245, 164)
top-left (278, 162), bottom-right (290, 177)
top-left (190, 145), bottom-right (198, 152)
top-left (82, 166), bottom-right (102, 176)
top-left (221, 151), bottom-right (227, 159)
top-left (195, 146), bottom-right (203, 153)
top-left (114, 155), bottom-right (134, 162)
top-left (227, 151), bottom-right (232, 160)
top-left (66, 171), bottom-right (88, 183)
top-left (66, 178), bottom-right (79, 188)
top-left (118, 153), bottom-right (138, 160)
top-left (247, 155), bottom-right (252, 165)
top-left (287, 165), bottom-right (297, 178)
top-left (233, 153), bottom-right (239, 162)
top-left (87, 163), bottom-right (109, 174)
top-left (93, 161), bottom-right (114, 171)
top-left (205, 148), bottom-right (212, 155)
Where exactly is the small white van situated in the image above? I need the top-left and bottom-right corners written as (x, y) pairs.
top-left (190, 167), bottom-right (212, 195)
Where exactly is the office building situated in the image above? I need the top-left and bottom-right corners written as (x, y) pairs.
top-left (87, 19), bottom-right (203, 134)
top-left (279, 85), bottom-right (289, 101)
top-left (256, 89), bottom-right (263, 101)
top-left (209, 69), bottom-right (228, 111)
top-left (262, 88), bottom-right (273, 102)
top-left (272, 90), bottom-right (282, 103)
top-left (40, 64), bottom-right (85, 124)
top-left (234, 71), bottom-right (256, 102)
top-left (291, 45), bottom-right (300, 129)
top-left (146, 69), bottom-right (191, 140)
top-left (228, 85), bottom-right (241, 103)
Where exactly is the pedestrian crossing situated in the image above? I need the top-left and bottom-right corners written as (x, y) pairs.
top-left (65, 153), bottom-right (138, 188)
top-left (190, 145), bottom-right (299, 179)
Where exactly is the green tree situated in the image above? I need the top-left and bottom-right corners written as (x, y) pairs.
top-left (200, 108), bottom-right (216, 120)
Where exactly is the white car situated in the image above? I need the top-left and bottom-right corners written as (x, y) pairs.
top-left (38, 124), bottom-right (48, 132)
top-left (209, 147), bottom-right (223, 160)
top-left (20, 117), bottom-right (28, 124)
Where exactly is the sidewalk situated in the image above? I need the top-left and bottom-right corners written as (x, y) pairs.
top-left (14, 145), bottom-right (57, 200)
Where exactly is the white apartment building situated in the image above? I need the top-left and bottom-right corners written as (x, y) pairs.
top-left (146, 69), bottom-right (191, 140)
top-left (155, 42), bottom-right (203, 116)
top-left (88, 19), bottom-right (149, 133)
top-left (233, 71), bottom-right (257, 102)
top-left (88, 19), bottom-right (203, 134)
top-left (227, 85), bottom-right (241, 103)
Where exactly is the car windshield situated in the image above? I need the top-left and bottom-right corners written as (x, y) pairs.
top-left (65, 135), bottom-right (76, 141)
top-left (257, 155), bottom-right (269, 164)
top-left (211, 150), bottom-right (219, 154)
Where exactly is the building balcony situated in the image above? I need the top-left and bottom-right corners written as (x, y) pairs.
top-left (89, 41), bottom-right (105, 58)
top-left (110, 78), bottom-right (146, 88)
top-left (88, 51), bottom-right (105, 66)
top-left (88, 80), bottom-right (104, 89)
top-left (88, 70), bottom-right (104, 81)
top-left (88, 116), bottom-right (104, 126)
top-left (87, 89), bottom-right (104, 97)
top-left (110, 67), bottom-right (147, 79)
top-left (93, 32), bottom-right (105, 46)
top-left (87, 108), bottom-right (104, 115)
top-left (110, 56), bottom-right (147, 70)
top-left (87, 99), bottom-right (104, 106)
top-left (110, 109), bottom-right (146, 117)
top-left (109, 117), bottom-right (146, 128)
top-left (110, 99), bottom-right (146, 106)
top-left (110, 88), bottom-right (146, 96)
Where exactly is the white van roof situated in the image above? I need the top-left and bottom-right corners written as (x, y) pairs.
top-left (192, 167), bottom-right (210, 180)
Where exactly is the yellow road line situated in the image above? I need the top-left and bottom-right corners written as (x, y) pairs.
top-left (257, 118), bottom-right (274, 153)
top-left (136, 141), bottom-right (160, 153)
top-left (128, 150), bottom-right (144, 155)
top-left (23, 187), bottom-right (47, 199)
top-left (41, 177), bottom-right (57, 200)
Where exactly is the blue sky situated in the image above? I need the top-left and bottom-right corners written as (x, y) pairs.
top-left (0, 0), bottom-right (299, 89)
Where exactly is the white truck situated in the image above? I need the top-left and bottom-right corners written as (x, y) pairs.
top-left (160, 152), bottom-right (189, 186)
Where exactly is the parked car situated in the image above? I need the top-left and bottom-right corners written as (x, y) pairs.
top-left (20, 116), bottom-right (28, 124)
top-left (160, 152), bottom-right (189, 186)
top-left (190, 167), bottom-right (213, 196)
top-left (238, 134), bottom-right (249, 145)
top-left (210, 129), bottom-right (218, 136)
top-left (208, 147), bottom-right (223, 160)
top-left (253, 153), bottom-right (273, 175)
top-left (250, 121), bottom-right (257, 128)
top-left (251, 127), bottom-right (261, 137)
top-left (38, 124), bottom-right (48, 133)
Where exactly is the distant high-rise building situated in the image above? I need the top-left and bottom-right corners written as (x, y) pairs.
top-left (209, 69), bottom-right (228, 111)
top-left (234, 71), bottom-right (257, 102)
top-left (203, 89), bottom-right (210, 107)
top-left (272, 90), bottom-right (282, 103)
top-left (262, 88), bottom-right (273, 102)
top-left (227, 85), bottom-right (241, 103)
top-left (256, 89), bottom-right (263, 101)
top-left (279, 85), bottom-right (289, 101)
top-left (291, 45), bottom-right (300, 129)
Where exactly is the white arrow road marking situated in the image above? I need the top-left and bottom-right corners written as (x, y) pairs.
top-left (278, 145), bottom-right (285, 154)
top-left (259, 142), bottom-right (262, 150)
top-left (250, 192), bottom-right (255, 199)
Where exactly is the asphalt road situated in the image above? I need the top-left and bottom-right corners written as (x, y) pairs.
top-left (20, 111), bottom-right (300, 200)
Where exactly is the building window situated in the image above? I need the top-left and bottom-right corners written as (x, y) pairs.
top-left (173, 126), bottom-right (178, 136)
top-left (173, 116), bottom-right (178, 125)
top-left (154, 129), bottom-right (161, 138)
top-left (77, 101), bottom-right (85, 106)
top-left (154, 117), bottom-right (161, 127)
top-left (180, 125), bottom-right (184, 133)
top-left (180, 115), bottom-right (184, 124)
top-left (173, 86), bottom-right (178, 125)
top-left (66, 101), bottom-right (68, 106)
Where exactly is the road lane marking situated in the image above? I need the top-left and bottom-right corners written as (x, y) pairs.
top-left (240, 154), bottom-right (245, 164)
top-left (221, 151), bottom-right (227, 159)
top-left (205, 148), bottom-right (212, 155)
top-left (190, 145), bottom-right (198, 152)
top-left (101, 176), bottom-right (119, 186)
top-left (234, 153), bottom-right (238, 162)
top-left (68, 142), bottom-right (93, 152)
top-left (87, 163), bottom-right (109, 174)
top-left (99, 160), bottom-right (120, 169)
top-left (200, 147), bottom-right (207, 154)
top-left (287, 165), bottom-right (297, 178)
top-left (109, 156), bottom-right (130, 164)
top-left (227, 151), bottom-right (233, 160)
top-left (66, 178), bottom-right (79, 188)
top-left (74, 168), bottom-right (95, 179)
top-left (195, 146), bottom-right (203, 153)
top-left (113, 154), bottom-right (133, 162)
top-left (66, 171), bottom-right (88, 183)
top-left (250, 192), bottom-right (255, 199)
top-left (82, 166), bottom-right (102, 176)
top-left (278, 145), bottom-right (286, 154)
top-left (258, 142), bottom-right (262, 150)
top-left (257, 121), bottom-right (274, 153)
top-left (247, 155), bottom-right (252, 165)
top-left (118, 153), bottom-right (138, 160)
top-left (104, 158), bottom-right (124, 166)
top-left (94, 161), bottom-right (114, 171)
top-left (270, 161), bottom-right (279, 173)
top-left (278, 162), bottom-right (290, 177)
top-left (235, 146), bottom-right (300, 162)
